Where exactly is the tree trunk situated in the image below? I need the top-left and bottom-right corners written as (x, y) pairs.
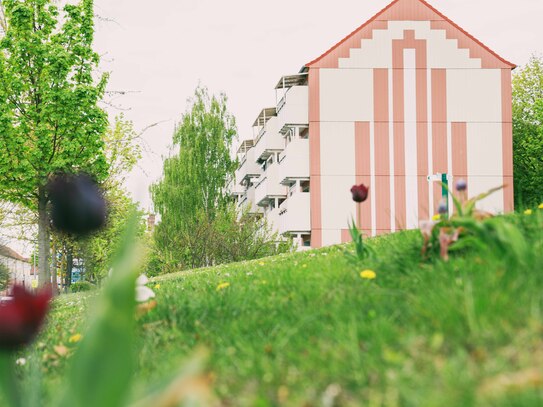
top-left (37, 187), bottom-right (51, 288)
top-left (51, 241), bottom-right (59, 295)
top-left (65, 250), bottom-right (73, 293)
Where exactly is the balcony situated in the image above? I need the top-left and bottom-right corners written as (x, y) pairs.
top-left (235, 148), bottom-right (261, 186)
top-left (264, 207), bottom-right (281, 235)
top-left (276, 86), bottom-right (309, 132)
top-left (238, 185), bottom-right (263, 214)
top-left (253, 117), bottom-right (284, 163)
top-left (255, 162), bottom-right (287, 206)
top-left (279, 138), bottom-right (309, 184)
top-left (278, 191), bottom-right (311, 235)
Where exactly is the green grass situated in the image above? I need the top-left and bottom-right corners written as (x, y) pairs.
top-left (24, 214), bottom-right (543, 406)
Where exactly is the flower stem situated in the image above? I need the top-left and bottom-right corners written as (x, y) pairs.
top-left (0, 352), bottom-right (22, 407)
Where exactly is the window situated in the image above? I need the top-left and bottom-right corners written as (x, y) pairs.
top-left (300, 180), bottom-right (310, 193)
top-left (299, 127), bottom-right (309, 139)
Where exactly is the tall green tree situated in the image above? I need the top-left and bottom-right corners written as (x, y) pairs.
top-left (151, 86), bottom-right (238, 269)
top-left (0, 0), bottom-right (108, 286)
top-left (512, 55), bottom-right (543, 207)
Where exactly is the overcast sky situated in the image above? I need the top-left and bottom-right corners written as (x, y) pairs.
top-left (91, 0), bottom-right (543, 211)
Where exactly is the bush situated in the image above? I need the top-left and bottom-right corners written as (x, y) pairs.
top-left (70, 281), bottom-right (95, 293)
top-left (0, 263), bottom-right (9, 291)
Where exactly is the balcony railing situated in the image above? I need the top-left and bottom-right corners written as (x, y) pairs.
top-left (276, 86), bottom-right (309, 131)
top-left (254, 162), bottom-right (287, 206)
top-left (235, 148), bottom-right (261, 186)
top-left (279, 138), bottom-right (309, 184)
top-left (253, 117), bottom-right (284, 163)
top-left (278, 191), bottom-right (311, 234)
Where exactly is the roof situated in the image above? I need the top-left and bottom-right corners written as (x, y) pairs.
top-left (0, 245), bottom-right (29, 262)
top-left (305, 0), bottom-right (515, 70)
top-left (252, 107), bottom-right (277, 127)
top-left (275, 73), bottom-right (309, 90)
top-left (236, 139), bottom-right (254, 154)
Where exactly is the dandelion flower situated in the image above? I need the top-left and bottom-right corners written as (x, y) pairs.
top-left (259, 262), bottom-right (265, 266)
top-left (539, 203), bottom-right (543, 210)
top-left (154, 284), bottom-right (161, 290)
top-left (69, 333), bottom-right (83, 343)
top-left (524, 209), bottom-right (533, 215)
top-left (432, 214), bottom-right (441, 221)
top-left (216, 282), bottom-right (230, 291)
top-left (360, 270), bottom-right (377, 280)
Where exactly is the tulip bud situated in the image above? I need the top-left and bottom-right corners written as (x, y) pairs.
top-left (350, 184), bottom-right (369, 203)
top-left (48, 173), bottom-right (107, 236)
top-left (456, 179), bottom-right (467, 192)
top-left (438, 200), bottom-right (448, 215)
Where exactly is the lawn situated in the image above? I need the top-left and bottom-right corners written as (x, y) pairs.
top-left (18, 214), bottom-right (543, 406)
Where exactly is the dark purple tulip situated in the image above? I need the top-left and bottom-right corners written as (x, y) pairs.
top-left (48, 173), bottom-right (107, 236)
top-left (456, 179), bottom-right (467, 192)
top-left (0, 285), bottom-right (52, 351)
top-left (351, 184), bottom-right (369, 203)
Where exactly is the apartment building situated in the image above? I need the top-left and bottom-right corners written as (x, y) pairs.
top-left (232, 0), bottom-right (515, 249)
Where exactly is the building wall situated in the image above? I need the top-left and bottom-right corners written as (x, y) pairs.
top-left (309, 18), bottom-right (513, 247)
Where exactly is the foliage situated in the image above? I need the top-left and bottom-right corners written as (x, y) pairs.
top-left (0, 262), bottom-right (9, 291)
top-left (21, 213), bottom-right (543, 406)
top-left (50, 116), bottom-right (145, 286)
top-left (69, 281), bottom-right (94, 293)
top-left (151, 86), bottom-right (285, 271)
top-left (149, 204), bottom-right (292, 274)
top-left (0, 0), bottom-right (109, 284)
top-left (512, 55), bottom-right (543, 208)
top-left (344, 219), bottom-right (373, 264)
top-left (1, 216), bottom-right (210, 407)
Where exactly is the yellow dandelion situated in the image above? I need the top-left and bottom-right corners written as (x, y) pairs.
top-left (154, 284), bottom-right (161, 289)
top-left (524, 209), bottom-right (533, 215)
top-left (360, 270), bottom-right (377, 280)
top-left (258, 262), bottom-right (265, 266)
top-left (216, 282), bottom-right (230, 291)
top-left (68, 333), bottom-right (83, 343)
top-left (539, 203), bottom-right (543, 210)
top-left (432, 214), bottom-right (441, 221)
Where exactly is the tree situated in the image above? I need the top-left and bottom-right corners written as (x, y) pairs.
top-left (51, 116), bottom-right (145, 287)
top-left (151, 86), bottom-right (238, 269)
top-left (512, 55), bottom-right (543, 208)
top-left (0, 0), bottom-right (109, 286)
top-left (150, 86), bottom-right (291, 272)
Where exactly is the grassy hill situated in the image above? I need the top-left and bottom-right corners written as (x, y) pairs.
top-left (29, 214), bottom-right (543, 406)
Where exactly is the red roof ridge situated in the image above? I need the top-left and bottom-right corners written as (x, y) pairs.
top-left (305, 0), bottom-right (516, 69)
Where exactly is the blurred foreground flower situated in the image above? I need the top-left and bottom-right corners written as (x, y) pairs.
top-left (48, 173), bottom-right (107, 236)
top-left (456, 179), bottom-right (467, 192)
top-left (0, 285), bottom-right (51, 351)
top-left (524, 209), bottom-right (533, 215)
top-left (360, 270), bottom-right (376, 280)
top-left (539, 203), bottom-right (543, 209)
top-left (135, 274), bottom-right (155, 303)
top-left (350, 184), bottom-right (369, 203)
top-left (69, 334), bottom-right (83, 344)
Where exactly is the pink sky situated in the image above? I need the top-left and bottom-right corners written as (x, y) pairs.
top-left (92, 0), bottom-right (542, 210)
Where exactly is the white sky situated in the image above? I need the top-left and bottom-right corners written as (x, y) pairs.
top-left (92, 0), bottom-right (543, 211)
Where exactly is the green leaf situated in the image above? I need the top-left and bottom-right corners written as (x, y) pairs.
top-left (58, 214), bottom-right (142, 407)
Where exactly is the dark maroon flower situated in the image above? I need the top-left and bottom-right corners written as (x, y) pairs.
top-left (48, 173), bottom-right (107, 236)
top-left (351, 184), bottom-right (369, 203)
top-left (0, 285), bottom-right (52, 351)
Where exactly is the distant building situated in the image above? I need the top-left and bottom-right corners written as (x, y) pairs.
top-left (231, 0), bottom-right (515, 249)
top-left (0, 244), bottom-right (33, 291)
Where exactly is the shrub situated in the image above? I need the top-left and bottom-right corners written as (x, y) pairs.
top-left (70, 281), bottom-right (95, 293)
top-left (0, 263), bottom-right (9, 291)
